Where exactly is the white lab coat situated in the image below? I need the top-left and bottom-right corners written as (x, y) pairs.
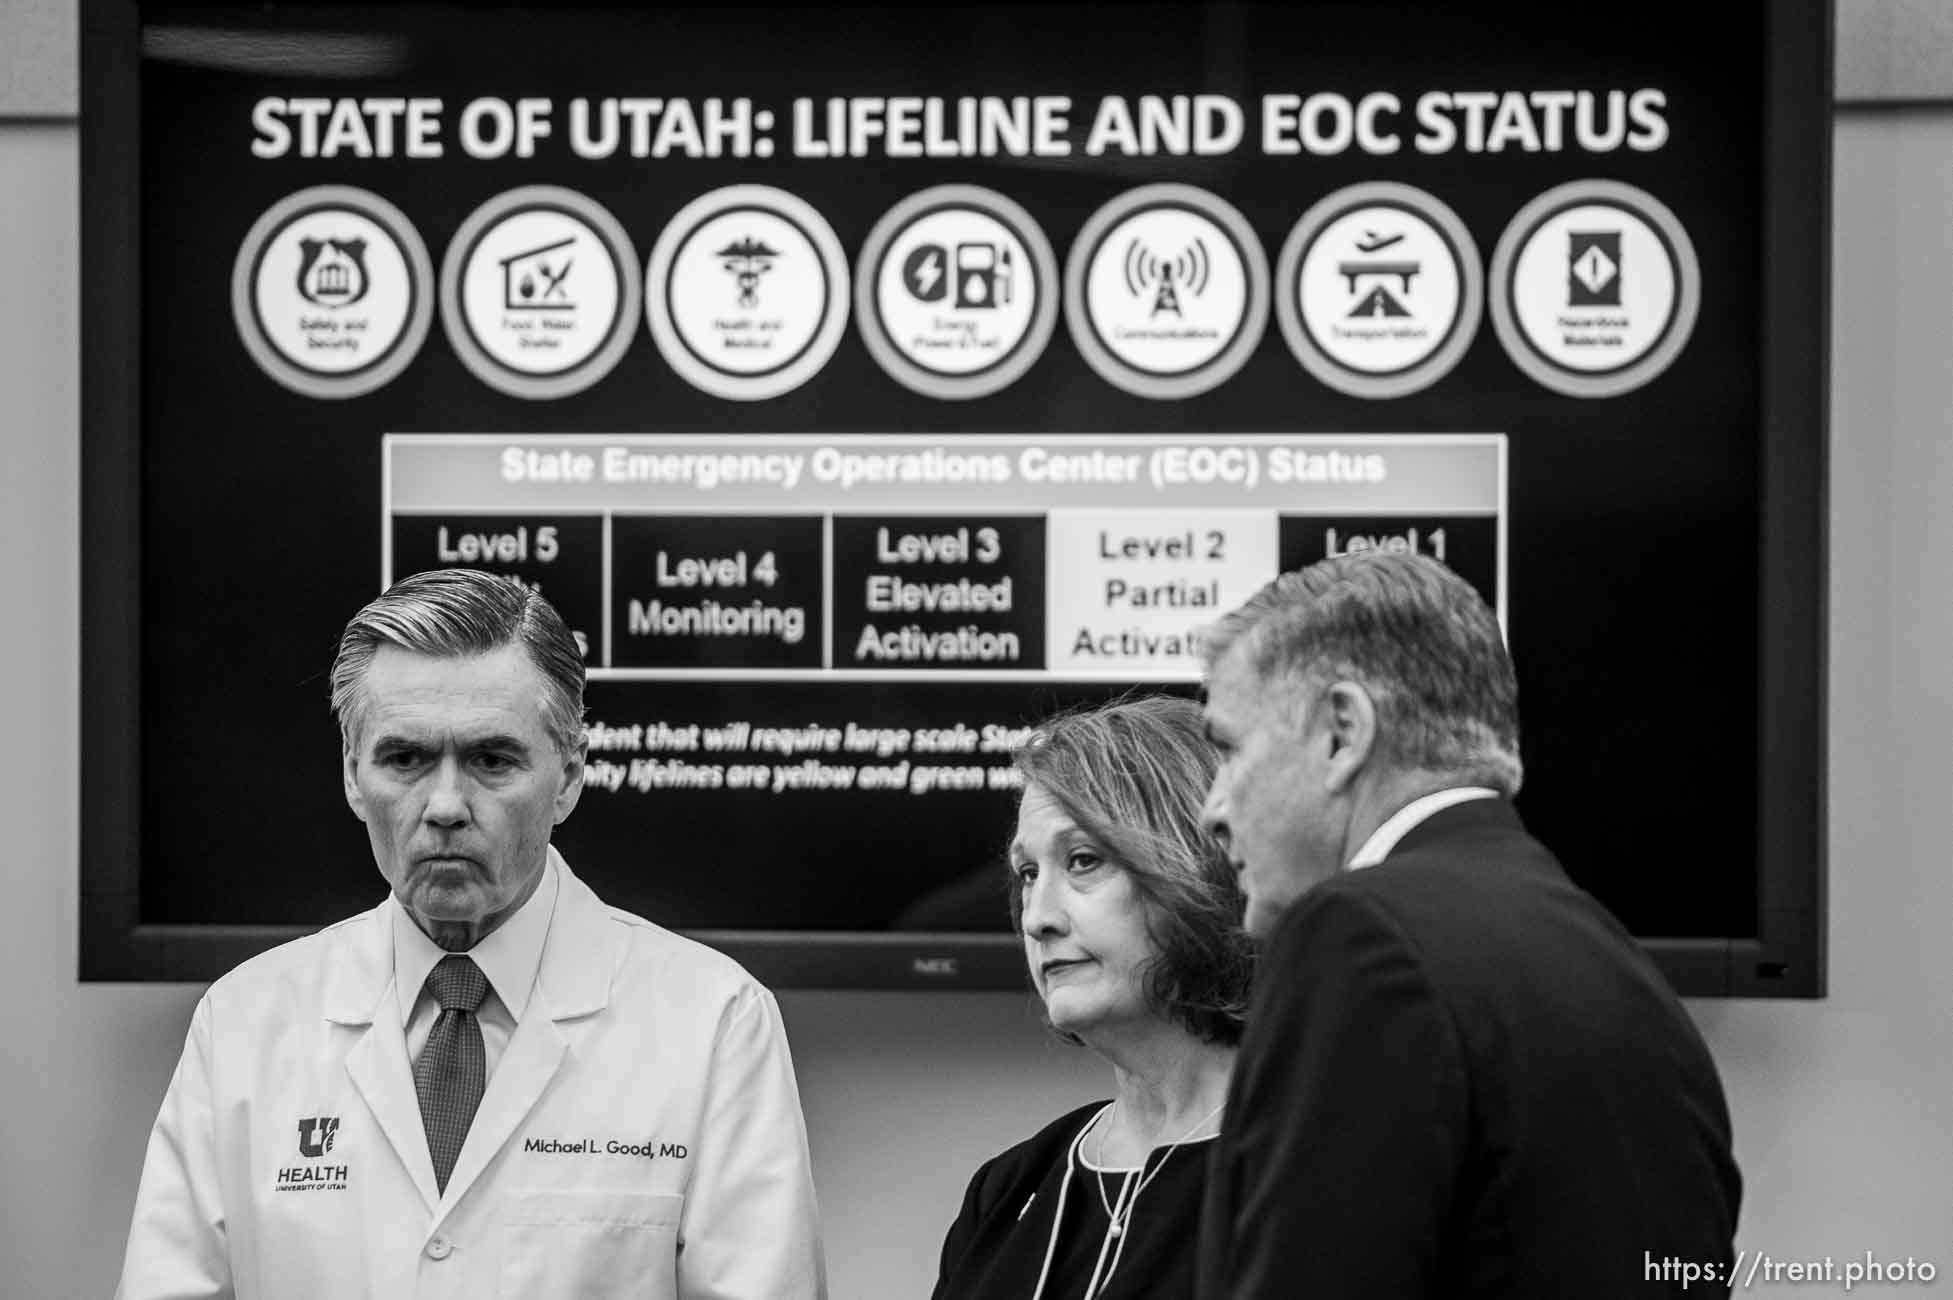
top-left (116, 852), bottom-right (826, 1300)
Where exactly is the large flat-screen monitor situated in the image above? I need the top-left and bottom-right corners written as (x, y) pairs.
top-left (81, 0), bottom-right (1829, 994)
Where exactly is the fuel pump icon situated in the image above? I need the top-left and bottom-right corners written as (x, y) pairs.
top-left (954, 242), bottom-right (1013, 310)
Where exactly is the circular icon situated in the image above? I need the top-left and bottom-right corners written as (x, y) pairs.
top-left (1064, 184), bottom-right (1269, 400)
top-left (644, 186), bottom-right (849, 402)
top-left (440, 187), bottom-right (641, 401)
top-left (1062, 179), bottom-right (1273, 398)
top-left (901, 247), bottom-right (948, 302)
top-left (231, 186), bottom-right (433, 399)
top-left (1489, 180), bottom-right (1700, 398)
top-left (855, 186), bottom-right (1060, 400)
top-left (1276, 183), bottom-right (1482, 399)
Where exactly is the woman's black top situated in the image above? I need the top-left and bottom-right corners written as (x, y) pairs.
top-left (931, 1101), bottom-right (1214, 1300)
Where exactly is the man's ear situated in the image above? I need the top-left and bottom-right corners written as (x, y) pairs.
top-left (553, 736), bottom-right (588, 825)
top-left (342, 744), bottom-right (369, 823)
top-left (1318, 681), bottom-right (1378, 795)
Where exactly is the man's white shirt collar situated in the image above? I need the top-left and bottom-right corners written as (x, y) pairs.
top-left (390, 855), bottom-right (560, 1025)
top-left (1345, 787), bottom-right (1499, 872)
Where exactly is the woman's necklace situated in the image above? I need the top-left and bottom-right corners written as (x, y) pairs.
top-left (1088, 1098), bottom-right (1226, 1239)
top-left (1031, 1100), bottom-right (1227, 1300)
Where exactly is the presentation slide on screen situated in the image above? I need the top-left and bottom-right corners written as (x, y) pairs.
top-left (385, 432), bottom-right (1501, 821)
top-left (99, 1), bottom-right (1791, 972)
top-left (385, 434), bottom-right (1505, 678)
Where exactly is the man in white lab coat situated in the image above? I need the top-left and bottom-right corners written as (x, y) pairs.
top-left (117, 568), bottom-right (827, 1300)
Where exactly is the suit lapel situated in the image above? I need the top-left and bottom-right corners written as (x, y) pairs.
top-left (345, 1007), bottom-right (442, 1213)
top-left (434, 852), bottom-right (618, 1213)
top-left (323, 903), bottom-right (442, 1215)
top-left (436, 997), bottom-right (567, 1209)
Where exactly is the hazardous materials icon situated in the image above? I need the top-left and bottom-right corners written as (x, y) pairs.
top-left (1488, 179), bottom-right (1699, 398)
top-left (1568, 231), bottom-right (1622, 307)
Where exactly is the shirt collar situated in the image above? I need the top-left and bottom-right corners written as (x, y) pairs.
top-left (390, 856), bottom-right (560, 1024)
top-left (1346, 787), bottom-right (1499, 872)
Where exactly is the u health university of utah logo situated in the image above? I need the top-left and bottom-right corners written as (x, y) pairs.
top-left (297, 1116), bottom-right (340, 1159)
top-left (276, 1116), bottom-right (349, 1192)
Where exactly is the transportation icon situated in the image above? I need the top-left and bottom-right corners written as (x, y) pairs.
top-left (1337, 228), bottom-right (1420, 316)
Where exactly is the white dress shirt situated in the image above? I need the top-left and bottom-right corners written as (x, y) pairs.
top-left (390, 858), bottom-right (559, 1078)
top-left (1345, 787), bottom-right (1499, 871)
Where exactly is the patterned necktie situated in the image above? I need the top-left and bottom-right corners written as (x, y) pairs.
top-left (414, 954), bottom-right (489, 1195)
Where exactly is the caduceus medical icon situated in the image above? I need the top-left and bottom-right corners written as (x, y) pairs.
top-left (717, 237), bottom-right (781, 309)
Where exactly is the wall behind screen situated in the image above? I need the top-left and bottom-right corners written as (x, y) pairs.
top-left (7, 21), bottom-right (1953, 1300)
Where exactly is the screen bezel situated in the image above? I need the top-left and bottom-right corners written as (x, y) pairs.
top-left (78, 0), bottom-right (1830, 994)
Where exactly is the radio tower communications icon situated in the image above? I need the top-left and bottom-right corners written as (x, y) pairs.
top-left (1123, 238), bottom-right (1211, 318)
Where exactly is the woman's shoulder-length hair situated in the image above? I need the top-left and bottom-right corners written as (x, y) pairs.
top-left (1011, 694), bottom-right (1252, 1047)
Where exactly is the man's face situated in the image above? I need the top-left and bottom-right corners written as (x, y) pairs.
top-left (343, 642), bottom-right (584, 948)
top-left (1201, 650), bottom-right (1348, 938)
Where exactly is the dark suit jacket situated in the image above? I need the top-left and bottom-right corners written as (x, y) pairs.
top-left (1197, 797), bottom-right (1740, 1298)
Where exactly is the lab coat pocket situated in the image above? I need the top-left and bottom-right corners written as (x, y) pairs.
top-left (499, 1189), bottom-right (683, 1299)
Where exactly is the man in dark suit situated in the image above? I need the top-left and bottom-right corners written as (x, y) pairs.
top-left (1194, 552), bottom-right (1740, 1298)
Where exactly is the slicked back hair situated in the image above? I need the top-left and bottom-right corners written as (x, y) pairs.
top-left (1011, 695), bottom-right (1252, 1047)
top-left (1200, 552), bottom-right (1523, 795)
top-left (330, 568), bottom-right (587, 755)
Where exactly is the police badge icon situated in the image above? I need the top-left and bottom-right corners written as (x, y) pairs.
top-left (295, 238), bottom-right (371, 308)
top-left (232, 186), bottom-right (434, 399)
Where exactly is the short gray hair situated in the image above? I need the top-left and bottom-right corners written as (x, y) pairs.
top-left (330, 568), bottom-right (586, 754)
top-left (1201, 553), bottom-right (1522, 795)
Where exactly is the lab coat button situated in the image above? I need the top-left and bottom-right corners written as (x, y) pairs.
top-left (425, 1236), bottom-right (453, 1260)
